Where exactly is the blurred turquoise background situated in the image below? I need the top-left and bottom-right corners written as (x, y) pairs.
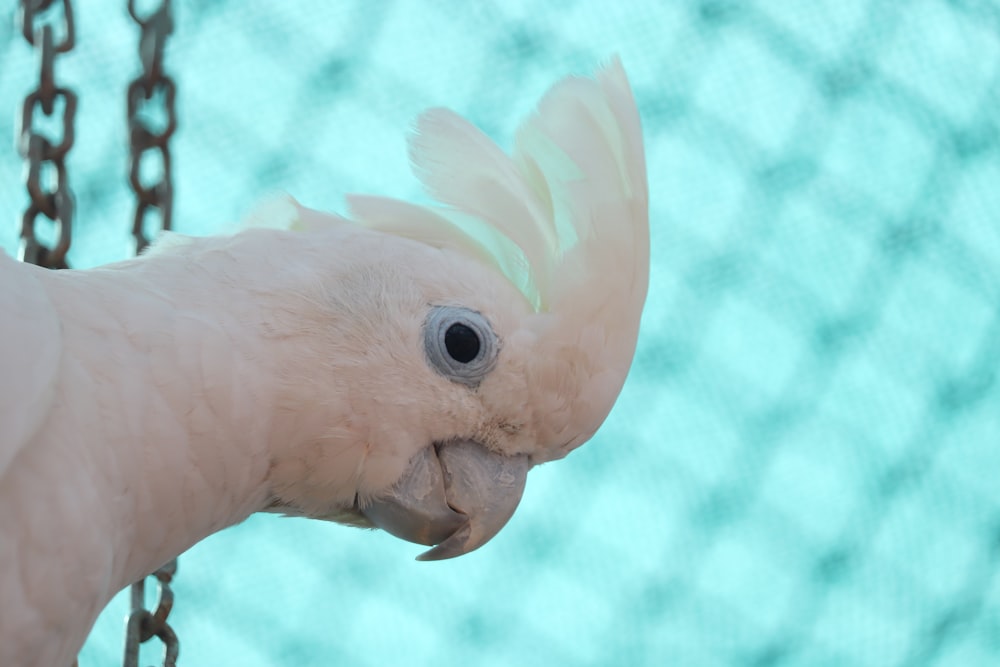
top-left (3, 1), bottom-right (1000, 665)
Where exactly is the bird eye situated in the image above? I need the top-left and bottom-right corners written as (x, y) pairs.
top-left (424, 306), bottom-right (499, 387)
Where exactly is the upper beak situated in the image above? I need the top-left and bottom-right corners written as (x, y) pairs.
top-left (359, 440), bottom-right (531, 561)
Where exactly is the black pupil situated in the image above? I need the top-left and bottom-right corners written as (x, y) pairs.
top-left (444, 323), bottom-right (480, 363)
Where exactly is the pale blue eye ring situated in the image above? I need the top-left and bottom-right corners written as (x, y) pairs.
top-left (423, 306), bottom-right (499, 387)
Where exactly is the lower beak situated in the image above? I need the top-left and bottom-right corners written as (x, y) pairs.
top-left (359, 440), bottom-right (531, 561)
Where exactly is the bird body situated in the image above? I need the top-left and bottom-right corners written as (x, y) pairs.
top-left (0, 58), bottom-right (647, 666)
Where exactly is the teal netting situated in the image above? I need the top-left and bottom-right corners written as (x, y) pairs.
top-left (3, 1), bottom-right (1000, 665)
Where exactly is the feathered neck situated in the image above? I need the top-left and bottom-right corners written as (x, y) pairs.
top-left (0, 231), bottom-right (333, 666)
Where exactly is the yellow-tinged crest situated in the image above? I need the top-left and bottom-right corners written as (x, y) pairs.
top-left (349, 57), bottom-right (648, 317)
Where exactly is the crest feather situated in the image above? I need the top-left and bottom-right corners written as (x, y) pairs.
top-left (346, 195), bottom-right (501, 274)
top-left (351, 56), bottom-right (647, 323)
top-left (409, 110), bottom-right (558, 265)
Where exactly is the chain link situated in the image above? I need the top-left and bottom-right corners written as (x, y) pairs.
top-left (124, 559), bottom-right (179, 667)
top-left (16, 0), bottom-right (77, 269)
top-left (127, 0), bottom-right (176, 254)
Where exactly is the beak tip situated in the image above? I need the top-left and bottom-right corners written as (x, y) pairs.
top-left (415, 522), bottom-right (474, 561)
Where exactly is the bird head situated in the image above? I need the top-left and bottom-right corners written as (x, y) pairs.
top-left (259, 58), bottom-right (648, 559)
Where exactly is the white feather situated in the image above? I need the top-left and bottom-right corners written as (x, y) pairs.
top-left (352, 56), bottom-right (648, 324)
top-left (0, 251), bottom-right (60, 479)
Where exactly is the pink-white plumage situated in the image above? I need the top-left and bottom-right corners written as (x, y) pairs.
top-left (0, 58), bottom-right (647, 666)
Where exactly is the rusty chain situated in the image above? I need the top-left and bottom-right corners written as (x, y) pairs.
top-left (123, 5), bottom-right (180, 665)
top-left (16, 0), bottom-right (77, 269)
top-left (124, 558), bottom-right (179, 667)
top-left (127, 0), bottom-right (176, 254)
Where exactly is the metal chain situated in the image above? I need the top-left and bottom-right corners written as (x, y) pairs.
top-left (16, 0), bottom-right (77, 269)
top-left (123, 4), bottom-right (180, 664)
top-left (124, 559), bottom-right (179, 667)
top-left (126, 0), bottom-right (176, 254)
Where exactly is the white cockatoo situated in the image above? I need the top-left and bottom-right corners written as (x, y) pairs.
top-left (0, 58), bottom-right (648, 666)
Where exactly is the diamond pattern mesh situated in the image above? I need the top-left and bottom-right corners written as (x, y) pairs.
top-left (2, 1), bottom-right (1000, 665)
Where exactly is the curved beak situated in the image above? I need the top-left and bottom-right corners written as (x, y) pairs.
top-left (359, 440), bottom-right (531, 561)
